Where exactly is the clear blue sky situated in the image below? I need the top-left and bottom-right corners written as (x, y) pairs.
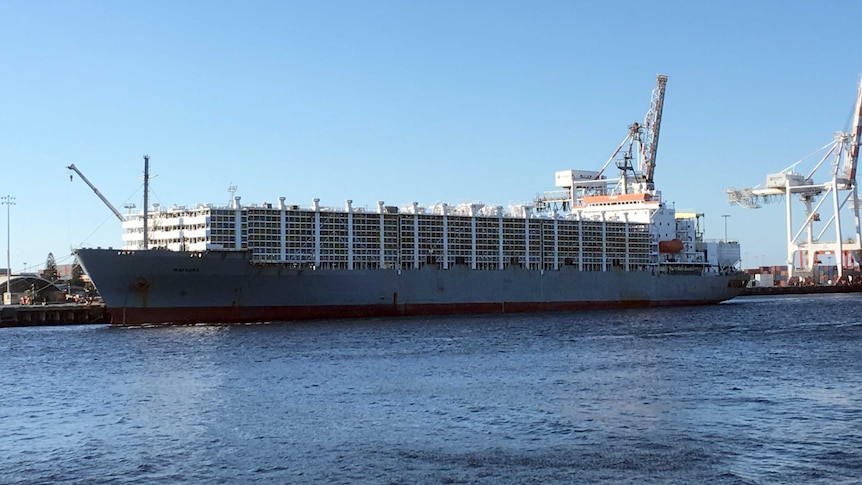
top-left (2, 0), bottom-right (861, 272)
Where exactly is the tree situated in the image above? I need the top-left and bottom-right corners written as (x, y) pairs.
top-left (44, 252), bottom-right (58, 282)
top-left (70, 259), bottom-right (85, 287)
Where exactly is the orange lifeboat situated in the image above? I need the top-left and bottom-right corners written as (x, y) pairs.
top-left (659, 238), bottom-right (684, 253)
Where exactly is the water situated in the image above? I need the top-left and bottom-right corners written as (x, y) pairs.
top-left (2, 294), bottom-right (862, 484)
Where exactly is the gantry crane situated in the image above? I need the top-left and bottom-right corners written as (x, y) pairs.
top-left (726, 75), bottom-right (862, 279)
top-left (67, 164), bottom-right (126, 222)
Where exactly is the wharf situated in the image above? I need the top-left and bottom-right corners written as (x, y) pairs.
top-left (741, 285), bottom-right (862, 296)
top-left (0, 303), bottom-right (110, 327)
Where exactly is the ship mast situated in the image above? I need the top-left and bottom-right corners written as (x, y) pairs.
top-left (143, 154), bottom-right (150, 250)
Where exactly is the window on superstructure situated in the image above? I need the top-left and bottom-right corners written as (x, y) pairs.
top-left (446, 216), bottom-right (472, 268)
top-left (284, 211), bottom-right (314, 263)
top-left (416, 215), bottom-right (444, 266)
top-left (475, 216), bottom-right (500, 270)
top-left (557, 218), bottom-right (580, 268)
top-left (382, 214), bottom-right (399, 267)
top-left (353, 212), bottom-right (381, 269)
top-left (319, 212), bottom-right (348, 268)
top-left (582, 220), bottom-right (603, 270)
top-left (541, 220), bottom-right (556, 270)
top-left (502, 218), bottom-right (526, 268)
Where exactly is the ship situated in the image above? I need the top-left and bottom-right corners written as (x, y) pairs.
top-left (74, 75), bottom-right (749, 325)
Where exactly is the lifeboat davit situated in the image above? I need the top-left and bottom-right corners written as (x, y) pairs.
top-left (659, 238), bottom-right (684, 253)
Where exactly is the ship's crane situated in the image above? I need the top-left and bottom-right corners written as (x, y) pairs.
top-left (595, 74), bottom-right (669, 189)
top-left (642, 74), bottom-right (668, 185)
top-left (726, 75), bottom-right (862, 279)
top-left (67, 164), bottom-right (126, 222)
top-left (536, 74), bottom-right (669, 211)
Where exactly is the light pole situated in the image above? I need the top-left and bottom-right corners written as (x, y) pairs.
top-left (2, 195), bottom-right (14, 301)
top-left (721, 214), bottom-right (730, 243)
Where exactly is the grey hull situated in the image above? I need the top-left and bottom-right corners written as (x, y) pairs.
top-left (75, 248), bottom-right (748, 325)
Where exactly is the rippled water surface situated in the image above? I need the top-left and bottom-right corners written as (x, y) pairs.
top-left (2, 293), bottom-right (862, 484)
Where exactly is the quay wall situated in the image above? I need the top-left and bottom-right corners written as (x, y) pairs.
top-left (0, 303), bottom-right (110, 327)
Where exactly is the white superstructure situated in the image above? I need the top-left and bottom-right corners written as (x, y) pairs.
top-left (116, 74), bottom-right (734, 275)
top-left (118, 189), bottom-right (720, 273)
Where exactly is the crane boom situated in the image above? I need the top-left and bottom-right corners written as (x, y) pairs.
top-left (848, 74), bottom-right (862, 181)
top-left (67, 164), bottom-right (126, 222)
top-left (641, 74), bottom-right (668, 184)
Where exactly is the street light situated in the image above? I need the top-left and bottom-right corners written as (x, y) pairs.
top-left (2, 195), bottom-right (14, 301)
top-left (721, 214), bottom-right (730, 243)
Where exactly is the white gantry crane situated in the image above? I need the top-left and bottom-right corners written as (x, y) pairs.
top-left (726, 75), bottom-right (862, 280)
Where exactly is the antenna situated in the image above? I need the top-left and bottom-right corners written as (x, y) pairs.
top-left (228, 183), bottom-right (238, 206)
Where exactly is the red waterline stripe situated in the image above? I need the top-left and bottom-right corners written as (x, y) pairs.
top-left (109, 299), bottom-right (720, 326)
